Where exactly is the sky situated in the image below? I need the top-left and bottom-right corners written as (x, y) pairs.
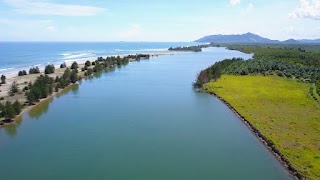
top-left (0, 0), bottom-right (319, 42)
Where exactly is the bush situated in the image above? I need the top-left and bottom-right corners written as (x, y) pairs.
top-left (60, 62), bottom-right (67, 68)
top-left (9, 81), bottom-right (19, 96)
top-left (18, 70), bottom-right (27, 76)
top-left (45, 64), bottom-right (55, 74)
top-left (29, 67), bottom-right (40, 74)
top-left (1, 75), bottom-right (6, 84)
top-left (71, 62), bottom-right (78, 70)
top-left (85, 61), bottom-right (91, 67)
top-left (26, 75), bottom-right (54, 104)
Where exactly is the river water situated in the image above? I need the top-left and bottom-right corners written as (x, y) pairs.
top-left (0, 47), bottom-right (292, 180)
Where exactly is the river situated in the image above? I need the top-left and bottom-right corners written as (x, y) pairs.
top-left (0, 47), bottom-right (292, 180)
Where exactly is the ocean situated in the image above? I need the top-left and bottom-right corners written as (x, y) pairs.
top-left (0, 42), bottom-right (196, 77)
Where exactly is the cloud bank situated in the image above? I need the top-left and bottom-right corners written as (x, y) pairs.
top-left (4, 0), bottom-right (106, 16)
top-left (289, 0), bottom-right (320, 20)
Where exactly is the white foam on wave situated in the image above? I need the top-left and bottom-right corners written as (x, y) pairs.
top-left (114, 48), bottom-right (168, 52)
top-left (63, 53), bottom-right (94, 60)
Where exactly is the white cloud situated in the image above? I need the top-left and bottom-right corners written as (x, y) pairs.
top-left (0, 19), bottom-right (52, 26)
top-left (4, 0), bottom-right (106, 16)
top-left (116, 23), bottom-right (144, 40)
top-left (246, 3), bottom-right (254, 13)
top-left (229, 0), bottom-right (241, 6)
top-left (242, 3), bottom-right (254, 15)
top-left (289, 0), bottom-right (320, 20)
top-left (46, 26), bottom-right (56, 32)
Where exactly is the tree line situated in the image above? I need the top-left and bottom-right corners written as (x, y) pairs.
top-left (195, 44), bottom-right (320, 97)
top-left (1, 54), bottom-right (152, 122)
top-left (194, 58), bottom-right (243, 87)
top-left (168, 44), bottom-right (215, 52)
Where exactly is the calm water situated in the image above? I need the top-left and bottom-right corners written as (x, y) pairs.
top-left (0, 47), bottom-right (292, 180)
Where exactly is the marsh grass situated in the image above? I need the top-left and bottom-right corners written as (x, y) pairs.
top-left (205, 75), bottom-right (320, 179)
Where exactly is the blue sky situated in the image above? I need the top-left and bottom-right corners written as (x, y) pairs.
top-left (0, 0), bottom-right (319, 41)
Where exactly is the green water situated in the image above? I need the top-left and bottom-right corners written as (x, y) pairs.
top-left (0, 48), bottom-right (292, 180)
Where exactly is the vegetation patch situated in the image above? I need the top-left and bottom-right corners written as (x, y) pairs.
top-left (205, 75), bottom-right (320, 179)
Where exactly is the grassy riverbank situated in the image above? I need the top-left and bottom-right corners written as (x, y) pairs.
top-left (204, 75), bottom-right (320, 179)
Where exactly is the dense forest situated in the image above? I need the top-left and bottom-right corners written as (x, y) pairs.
top-left (195, 44), bottom-right (320, 97)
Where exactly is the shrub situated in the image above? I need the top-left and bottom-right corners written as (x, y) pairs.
top-left (9, 81), bottom-right (19, 96)
top-left (60, 62), bottom-right (67, 68)
top-left (85, 61), bottom-right (91, 67)
top-left (45, 64), bottom-right (55, 74)
top-left (1, 75), bottom-right (6, 84)
top-left (71, 62), bottom-right (78, 70)
top-left (29, 67), bottom-right (40, 74)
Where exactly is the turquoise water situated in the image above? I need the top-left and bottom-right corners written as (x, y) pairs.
top-left (0, 47), bottom-right (292, 179)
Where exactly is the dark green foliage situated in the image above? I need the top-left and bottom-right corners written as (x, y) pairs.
top-left (92, 61), bottom-right (96, 66)
top-left (169, 44), bottom-right (213, 52)
top-left (195, 44), bottom-right (320, 89)
top-left (1, 75), bottom-right (6, 84)
top-left (12, 100), bottom-right (22, 115)
top-left (93, 62), bottom-right (103, 72)
top-left (18, 70), bottom-right (27, 76)
top-left (9, 81), bottom-right (19, 96)
top-left (85, 60), bottom-right (91, 67)
top-left (0, 100), bottom-right (22, 119)
top-left (316, 81), bottom-right (320, 96)
top-left (226, 44), bottom-right (320, 68)
top-left (194, 58), bottom-right (243, 87)
top-left (85, 68), bottom-right (93, 76)
top-left (223, 59), bottom-right (320, 82)
top-left (26, 75), bottom-right (54, 104)
top-left (1, 101), bottom-right (15, 119)
top-left (54, 68), bottom-right (79, 92)
top-left (71, 62), bottom-right (78, 70)
top-left (45, 64), bottom-right (55, 74)
top-left (128, 54), bottom-right (150, 60)
top-left (60, 62), bottom-right (67, 68)
top-left (29, 67), bottom-right (40, 74)
top-left (97, 57), bottom-right (104, 62)
top-left (70, 70), bottom-right (78, 83)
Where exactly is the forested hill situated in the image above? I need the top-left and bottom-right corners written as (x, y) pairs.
top-left (195, 33), bottom-right (320, 44)
top-left (196, 33), bottom-right (277, 44)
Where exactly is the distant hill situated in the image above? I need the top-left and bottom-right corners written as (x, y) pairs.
top-left (298, 39), bottom-right (320, 44)
top-left (195, 33), bottom-right (320, 44)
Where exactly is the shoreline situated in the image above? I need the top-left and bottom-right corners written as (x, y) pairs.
top-left (204, 90), bottom-right (304, 180)
top-left (0, 53), bottom-right (174, 127)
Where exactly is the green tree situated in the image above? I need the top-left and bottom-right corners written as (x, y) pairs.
top-left (9, 81), bottom-right (19, 96)
top-left (12, 100), bottom-right (22, 115)
top-left (60, 62), bottom-right (67, 68)
top-left (85, 60), bottom-right (91, 67)
top-left (71, 62), bottom-right (78, 70)
top-left (29, 67), bottom-right (40, 74)
top-left (3, 101), bottom-right (15, 119)
top-left (70, 70), bottom-right (78, 83)
top-left (1, 75), bottom-right (6, 84)
top-left (45, 64), bottom-right (55, 74)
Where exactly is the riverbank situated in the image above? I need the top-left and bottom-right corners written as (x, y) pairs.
top-left (203, 75), bottom-right (320, 179)
top-left (0, 53), bottom-right (173, 127)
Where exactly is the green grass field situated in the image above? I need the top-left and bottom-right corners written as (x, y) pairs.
top-left (204, 75), bottom-right (320, 179)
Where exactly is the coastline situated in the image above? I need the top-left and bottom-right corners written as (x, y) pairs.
top-left (0, 53), bottom-right (174, 127)
top-left (204, 90), bottom-right (304, 180)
